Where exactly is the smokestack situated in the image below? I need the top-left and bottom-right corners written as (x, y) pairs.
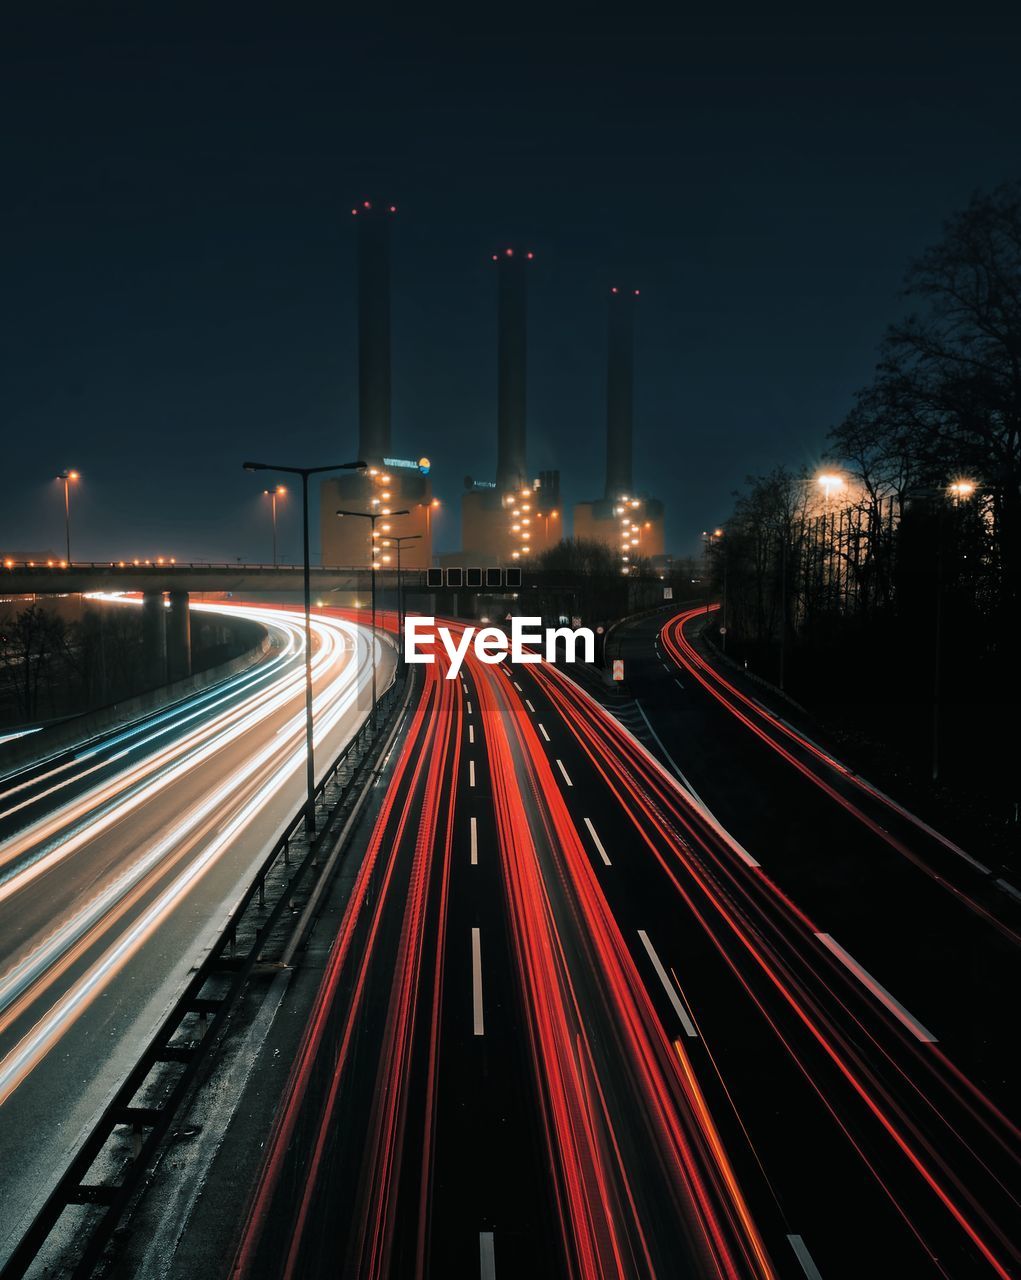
top-left (353, 200), bottom-right (395, 462)
top-left (604, 287), bottom-right (637, 500)
top-left (494, 248), bottom-right (532, 491)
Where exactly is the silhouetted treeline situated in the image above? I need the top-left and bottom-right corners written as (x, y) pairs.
top-left (526, 538), bottom-right (697, 626)
top-left (712, 182), bottom-right (1021, 813)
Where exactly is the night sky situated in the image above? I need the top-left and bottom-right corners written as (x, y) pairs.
top-left (3, 13), bottom-right (1020, 563)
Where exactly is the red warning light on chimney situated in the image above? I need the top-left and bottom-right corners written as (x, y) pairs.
top-left (389, 205), bottom-right (397, 212)
top-left (505, 248), bottom-right (514, 256)
top-left (526, 251), bottom-right (534, 259)
top-left (363, 200), bottom-right (371, 209)
top-left (611, 286), bottom-right (618, 293)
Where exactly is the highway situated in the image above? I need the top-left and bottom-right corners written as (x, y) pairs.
top-left (223, 607), bottom-right (1020, 1279)
top-left (0, 599), bottom-right (392, 1265)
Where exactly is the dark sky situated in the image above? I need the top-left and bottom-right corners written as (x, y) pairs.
top-left (3, 12), bottom-right (1020, 562)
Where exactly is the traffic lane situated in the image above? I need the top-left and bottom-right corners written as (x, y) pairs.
top-left (618, 616), bottom-right (1021, 1097)
top-left (0, 603), bottom-right (313, 875)
top-left (0, 611), bottom-right (368, 975)
top-left (657, 610), bottom-right (1017, 934)
top-left (0, 619), bottom-right (387, 1266)
top-left (425, 668), bottom-right (565, 1279)
top-left (0, 636), bottom-right (298, 841)
top-left (481, 661), bottom-right (777, 1279)
top-left (498, 660), bottom-right (1018, 1280)
top-left (233, 664), bottom-right (456, 1278)
top-left (520, 655), bottom-right (1021, 1191)
top-left (502, 661), bottom-right (936, 1278)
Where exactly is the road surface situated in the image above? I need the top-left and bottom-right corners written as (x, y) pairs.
top-left (223, 608), bottom-right (1019, 1278)
top-left (0, 599), bottom-right (392, 1265)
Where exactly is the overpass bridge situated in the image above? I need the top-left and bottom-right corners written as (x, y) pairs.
top-left (2, 559), bottom-right (666, 688)
top-left (0, 561), bottom-right (428, 688)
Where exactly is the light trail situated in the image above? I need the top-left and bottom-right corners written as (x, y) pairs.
top-left (0, 600), bottom-right (379, 1122)
top-left (518, 646), bottom-right (1020, 1277)
top-left (659, 607), bottom-right (1016, 940)
top-left (227, 609), bottom-right (1018, 1279)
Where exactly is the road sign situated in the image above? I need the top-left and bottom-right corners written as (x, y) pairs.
top-left (663, 586), bottom-right (673, 600)
top-left (612, 658), bottom-right (624, 682)
top-left (719, 626), bottom-right (727, 634)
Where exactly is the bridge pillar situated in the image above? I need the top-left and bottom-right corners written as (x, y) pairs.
top-left (142, 590), bottom-right (167, 688)
top-left (166, 590), bottom-right (192, 682)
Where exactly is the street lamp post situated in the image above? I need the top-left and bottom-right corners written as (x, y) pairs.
top-left (56, 470), bottom-right (80, 563)
top-left (386, 533), bottom-right (422, 660)
top-left (244, 459), bottom-right (366, 833)
top-left (337, 507), bottom-right (409, 724)
top-left (931, 480), bottom-right (977, 783)
top-left (263, 484), bottom-right (286, 566)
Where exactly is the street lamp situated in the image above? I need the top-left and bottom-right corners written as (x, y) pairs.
top-left (816, 471), bottom-right (846, 500)
top-left (262, 485), bottom-right (287, 565)
top-left (337, 507), bottom-right (409, 724)
top-left (244, 458), bottom-right (366, 833)
top-left (385, 533), bottom-right (422, 660)
top-left (947, 479), bottom-right (976, 502)
top-left (56, 470), bottom-right (80, 563)
top-left (926, 479), bottom-right (978, 781)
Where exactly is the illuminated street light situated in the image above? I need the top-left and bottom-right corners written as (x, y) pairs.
top-left (55, 469), bottom-right (80, 563)
top-left (337, 506), bottom-right (409, 725)
top-left (948, 479), bottom-right (976, 501)
top-left (262, 484), bottom-right (287, 566)
top-left (388, 533), bottom-right (422, 661)
top-left (816, 471), bottom-right (846, 499)
top-left (244, 457), bottom-right (366, 833)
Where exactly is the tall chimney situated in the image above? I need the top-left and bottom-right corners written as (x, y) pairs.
top-left (494, 248), bottom-right (531, 492)
top-left (353, 200), bottom-right (395, 463)
top-left (604, 287), bottom-right (637, 500)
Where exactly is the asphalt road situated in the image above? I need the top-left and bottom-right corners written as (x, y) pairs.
top-left (0, 599), bottom-right (392, 1267)
top-left (223, 607), bottom-right (1019, 1278)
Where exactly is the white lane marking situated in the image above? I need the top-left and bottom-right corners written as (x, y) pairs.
top-left (525, 699), bottom-right (535, 713)
top-left (661, 660), bottom-right (669, 671)
top-left (584, 817), bottom-right (611, 866)
top-left (470, 816), bottom-right (478, 866)
top-left (471, 928), bottom-right (485, 1036)
top-left (479, 1230), bottom-right (496, 1279)
top-left (815, 933), bottom-right (937, 1043)
top-left (995, 878), bottom-right (1021, 904)
top-left (466, 701), bottom-right (473, 715)
top-left (674, 678), bottom-right (685, 691)
top-left (556, 759), bottom-right (573, 787)
top-left (513, 681), bottom-right (523, 691)
top-left (468, 724), bottom-right (475, 744)
top-left (637, 930), bottom-right (697, 1038)
top-left (538, 724), bottom-right (551, 743)
top-left (634, 699), bottom-right (707, 807)
top-left (787, 1234), bottom-right (824, 1279)
top-left (469, 760), bottom-right (476, 787)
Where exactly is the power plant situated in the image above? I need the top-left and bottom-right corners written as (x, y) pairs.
top-left (321, 208), bottom-right (667, 571)
top-left (460, 249), bottom-right (562, 565)
top-left (320, 200), bottom-right (435, 571)
top-left (573, 286), bottom-right (665, 567)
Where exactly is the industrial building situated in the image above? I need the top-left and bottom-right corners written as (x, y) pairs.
top-left (320, 201), bottom-right (436, 570)
top-left (459, 249), bottom-right (562, 566)
top-left (573, 286), bottom-right (665, 567)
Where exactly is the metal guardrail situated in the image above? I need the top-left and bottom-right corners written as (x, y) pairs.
top-left (0, 672), bottom-right (414, 1280)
